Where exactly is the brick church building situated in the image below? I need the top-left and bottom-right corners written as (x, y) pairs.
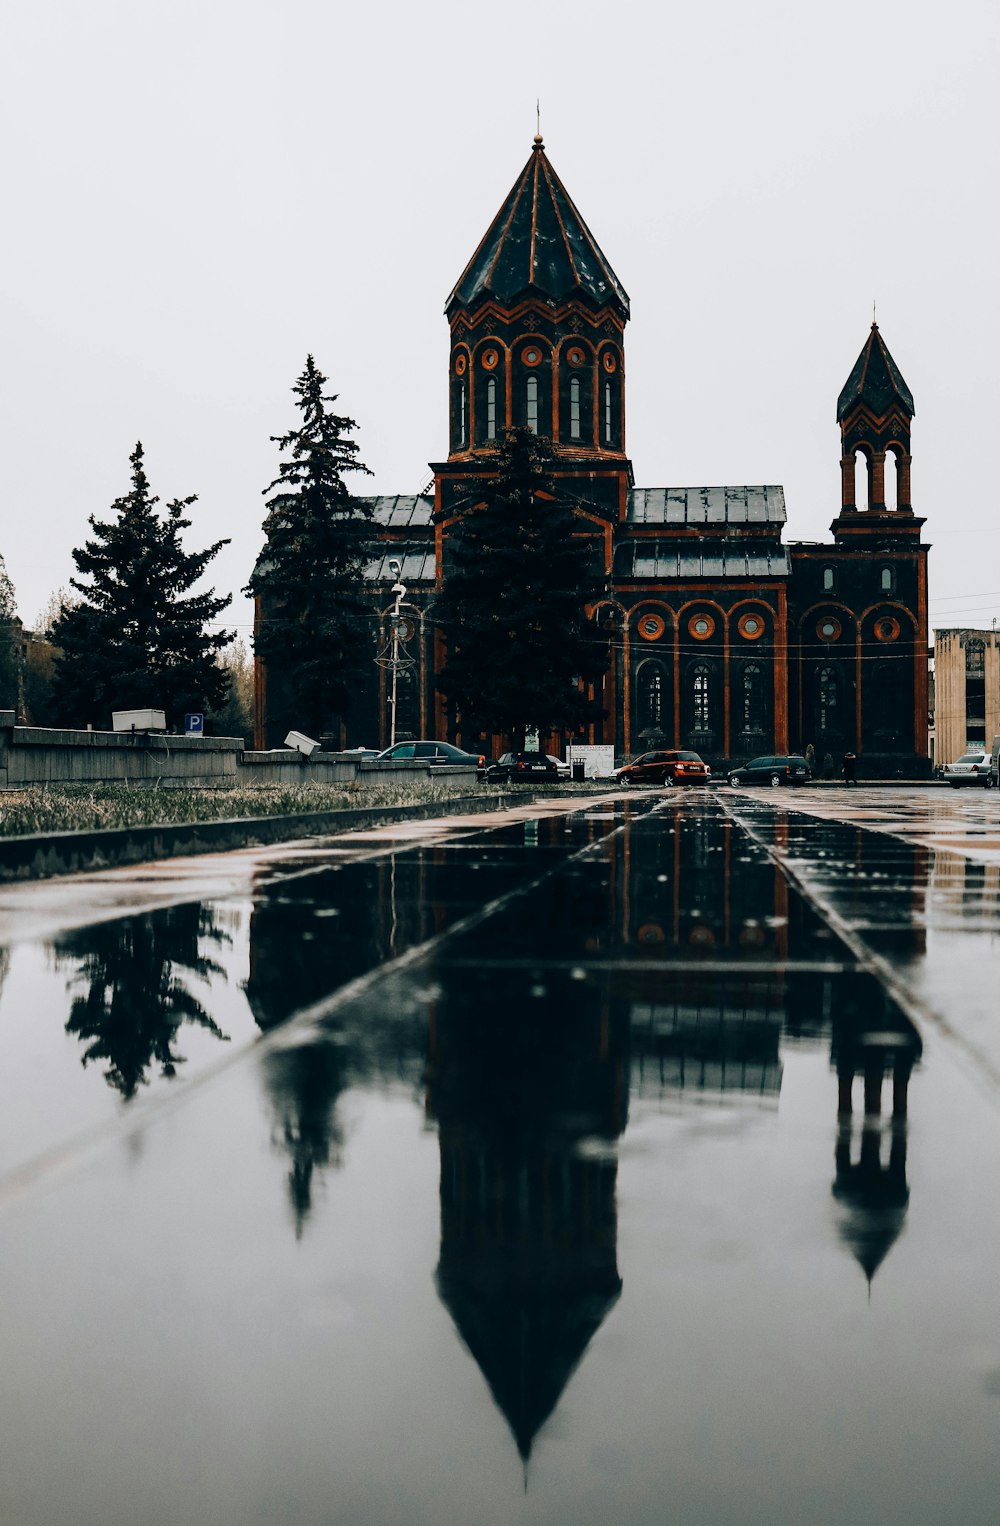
top-left (254, 136), bottom-right (929, 775)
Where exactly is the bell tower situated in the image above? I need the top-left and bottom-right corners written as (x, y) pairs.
top-left (836, 322), bottom-right (916, 521)
top-left (435, 135), bottom-right (633, 528)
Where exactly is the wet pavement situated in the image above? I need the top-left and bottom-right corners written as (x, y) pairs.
top-left (2, 787), bottom-right (1000, 1524)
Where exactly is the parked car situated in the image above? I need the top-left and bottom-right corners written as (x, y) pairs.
top-left (615, 750), bottom-right (710, 787)
top-left (728, 754), bottom-right (812, 787)
top-left (376, 740), bottom-right (486, 777)
top-left (486, 751), bottom-right (562, 783)
top-left (943, 751), bottom-right (993, 788)
top-left (546, 754), bottom-right (571, 777)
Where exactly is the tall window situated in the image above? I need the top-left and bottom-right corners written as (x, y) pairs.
top-left (570, 376), bottom-right (581, 440)
top-left (966, 640), bottom-right (986, 745)
top-left (881, 565), bottom-right (893, 592)
top-left (457, 382), bottom-right (466, 447)
top-left (742, 664), bottom-right (763, 732)
top-left (604, 382), bottom-right (612, 445)
top-left (823, 567), bottom-right (835, 591)
top-left (693, 665), bottom-right (710, 731)
top-left (486, 377), bottom-right (497, 441)
top-left (818, 665), bottom-right (839, 733)
top-left (526, 376), bottom-right (538, 434)
top-left (639, 663), bottom-right (664, 732)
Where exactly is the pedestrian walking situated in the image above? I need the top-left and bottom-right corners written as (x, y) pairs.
top-left (804, 742), bottom-right (816, 778)
top-left (842, 751), bottom-right (857, 786)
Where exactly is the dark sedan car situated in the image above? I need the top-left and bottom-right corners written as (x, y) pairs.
top-left (727, 754), bottom-right (812, 787)
top-left (376, 740), bottom-right (486, 776)
top-left (486, 751), bottom-right (562, 783)
top-left (615, 750), bottom-right (710, 787)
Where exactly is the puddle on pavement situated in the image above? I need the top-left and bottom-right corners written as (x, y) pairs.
top-left (1, 796), bottom-right (1000, 1525)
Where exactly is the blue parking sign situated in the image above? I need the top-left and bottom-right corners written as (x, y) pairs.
top-left (185, 712), bottom-right (204, 735)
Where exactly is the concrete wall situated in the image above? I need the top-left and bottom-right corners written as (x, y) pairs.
top-left (0, 717), bottom-right (242, 787)
top-left (0, 717), bottom-right (477, 789)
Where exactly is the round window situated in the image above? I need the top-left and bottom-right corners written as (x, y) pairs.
top-left (566, 347), bottom-right (585, 368)
top-left (522, 347), bottom-right (542, 367)
top-left (817, 617), bottom-right (842, 642)
top-left (875, 616), bottom-right (900, 643)
top-left (482, 349), bottom-right (499, 370)
top-left (602, 351), bottom-right (618, 374)
top-left (638, 613), bottom-right (665, 641)
top-left (688, 613), bottom-right (716, 640)
top-left (737, 612), bottom-right (765, 641)
top-left (454, 353), bottom-right (467, 376)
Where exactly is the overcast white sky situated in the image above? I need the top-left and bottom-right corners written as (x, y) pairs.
top-left (2, 0), bottom-right (998, 640)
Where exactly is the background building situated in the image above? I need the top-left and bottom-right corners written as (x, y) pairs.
top-left (254, 139), bottom-right (930, 776)
top-left (933, 628), bottom-right (1000, 765)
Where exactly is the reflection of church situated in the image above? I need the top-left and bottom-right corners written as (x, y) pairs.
top-left (425, 967), bottom-right (626, 1461)
top-left (253, 136), bottom-right (930, 776)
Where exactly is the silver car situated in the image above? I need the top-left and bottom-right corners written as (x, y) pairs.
top-left (943, 751), bottom-right (992, 788)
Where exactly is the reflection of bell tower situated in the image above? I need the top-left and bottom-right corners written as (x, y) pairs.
top-left (427, 972), bottom-right (627, 1461)
top-left (830, 987), bottom-right (922, 1286)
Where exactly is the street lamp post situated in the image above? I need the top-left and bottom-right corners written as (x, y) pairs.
top-left (387, 558), bottom-right (405, 750)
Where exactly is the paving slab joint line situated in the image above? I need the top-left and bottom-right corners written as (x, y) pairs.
top-left (720, 797), bottom-right (1000, 1099)
top-left (0, 797), bottom-right (654, 1208)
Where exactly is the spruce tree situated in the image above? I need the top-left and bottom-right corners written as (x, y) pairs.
top-left (51, 444), bottom-right (233, 728)
top-left (435, 427), bottom-right (608, 749)
top-left (245, 356), bottom-right (374, 742)
top-left (0, 556), bottom-right (19, 711)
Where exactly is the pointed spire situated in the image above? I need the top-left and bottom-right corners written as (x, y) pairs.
top-left (446, 141), bottom-right (629, 319)
top-left (837, 322), bottom-right (914, 422)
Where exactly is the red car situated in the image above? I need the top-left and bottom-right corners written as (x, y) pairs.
top-left (616, 749), bottom-right (710, 787)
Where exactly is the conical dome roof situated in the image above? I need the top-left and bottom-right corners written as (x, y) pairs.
top-left (446, 138), bottom-right (629, 319)
top-left (837, 323), bottom-right (914, 422)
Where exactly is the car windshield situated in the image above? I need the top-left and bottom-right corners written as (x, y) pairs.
top-left (676, 752), bottom-right (702, 762)
top-left (955, 754), bottom-right (984, 765)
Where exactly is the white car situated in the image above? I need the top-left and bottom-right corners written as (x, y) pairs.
top-left (943, 751), bottom-right (993, 787)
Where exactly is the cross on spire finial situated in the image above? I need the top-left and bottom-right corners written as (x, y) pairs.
top-left (534, 100), bottom-right (543, 148)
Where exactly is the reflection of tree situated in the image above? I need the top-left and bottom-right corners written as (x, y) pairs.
top-left (261, 1039), bottom-right (349, 1238)
top-left (56, 904), bottom-right (230, 1099)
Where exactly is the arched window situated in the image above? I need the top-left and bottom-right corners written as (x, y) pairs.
top-left (570, 376), bottom-right (581, 440)
top-left (637, 661), bottom-right (666, 738)
top-left (884, 450), bottom-right (898, 509)
top-left (823, 567), bottom-right (835, 592)
top-left (693, 665), bottom-right (710, 731)
top-left (458, 382), bottom-right (466, 448)
top-left (818, 665), bottom-right (840, 734)
top-left (526, 376), bottom-right (539, 434)
top-left (486, 377), bottom-right (497, 441)
top-left (742, 664), bottom-right (763, 732)
top-left (880, 565), bottom-right (894, 593)
top-left (604, 382), bottom-right (613, 445)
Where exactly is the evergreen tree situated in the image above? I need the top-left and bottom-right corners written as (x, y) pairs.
top-left (245, 356), bottom-right (374, 741)
top-left (51, 444), bottom-right (233, 728)
top-left (435, 428), bottom-right (608, 748)
top-left (0, 556), bottom-right (19, 711)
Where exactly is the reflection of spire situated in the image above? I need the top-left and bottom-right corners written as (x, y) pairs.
top-left (830, 983), bottom-right (921, 1289)
top-left (428, 971), bottom-right (626, 1460)
top-left (56, 904), bottom-right (230, 1099)
top-left (833, 1123), bottom-right (909, 1286)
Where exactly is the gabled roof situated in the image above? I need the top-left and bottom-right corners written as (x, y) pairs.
top-left (837, 324), bottom-right (914, 422)
top-left (628, 485), bottom-right (786, 526)
top-left (446, 138), bottom-right (629, 319)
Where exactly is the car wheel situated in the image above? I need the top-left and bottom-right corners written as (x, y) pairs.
top-left (663, 775), bottom-right (675, 788)
top-left (729, 775), bottom-right (742, 787)
top-left (769, 773), bottom-right (782, 788)
top-left (618, 775), bottom-right (632, 787)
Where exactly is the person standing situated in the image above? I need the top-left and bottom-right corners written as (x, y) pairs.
top-left (842, 751), bottom-right (857, 786)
